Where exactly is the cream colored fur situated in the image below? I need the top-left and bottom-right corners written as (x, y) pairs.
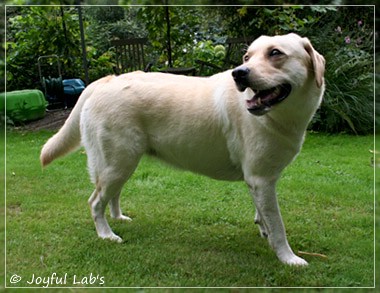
top-left (40, 33), bottom-right (325, 266)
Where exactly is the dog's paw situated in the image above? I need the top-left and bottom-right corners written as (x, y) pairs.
top-left (100, 233), bottom-right (123, 243)
top-left (114, 215), bottom-right (132, 222)
top-left (282, 255), bottom-right (308, 266)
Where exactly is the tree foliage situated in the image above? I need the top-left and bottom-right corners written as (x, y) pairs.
top-left (5, 5), bottom-right (374, 134)
top-left (6, 7), bottom-right (82, 90)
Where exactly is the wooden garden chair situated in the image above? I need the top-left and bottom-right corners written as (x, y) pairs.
top-left (111, 37), bottom-right (152, 74)
top-left (111, 37), bottom-right (195, 76)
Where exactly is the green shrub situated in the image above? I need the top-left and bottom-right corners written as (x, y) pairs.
top-left (308, 8), bottom-right (374, 134)
top-left (87, 47), bottom-right (116, 82)
top-left (6, 7), bottom-right (83, 91)
top-left (312, 45), bottom-right (374, 134)
top-left (190, 41), bottom-right (226, 76)
top-left (5, 6), bottom-right (374, 134)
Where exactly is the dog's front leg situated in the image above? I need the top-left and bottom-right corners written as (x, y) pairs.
top-left (245, 175), bottom-right (308, 266)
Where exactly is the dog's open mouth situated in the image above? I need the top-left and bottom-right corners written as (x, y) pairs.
top-left (247, 84), bottom-right (292, 116)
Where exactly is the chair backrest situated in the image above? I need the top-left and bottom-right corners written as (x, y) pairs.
top-left (224, 36), bottom-right (256, 68)
top-left (111, 38), bottom-right (148, 73)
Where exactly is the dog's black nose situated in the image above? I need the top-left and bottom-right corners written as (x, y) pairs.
top-left (232, 66), bottom-right (250, 91)
top-left (232, 66), bottom-right (250, 81)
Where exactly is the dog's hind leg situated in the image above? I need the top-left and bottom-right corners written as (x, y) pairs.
top-left (88, 175), bottom-right (126, 242)
top-left (88, 158), bottom-right (140, 243)
top-left (254, 210), bottom-right (268, 238)
top-left (82, 118), bottom-right (146, 242)
top-left (110, 191), bottom-right (132, 221)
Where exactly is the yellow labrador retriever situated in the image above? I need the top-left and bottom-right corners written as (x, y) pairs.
top-left (41, 33), bottom-right (325, 266)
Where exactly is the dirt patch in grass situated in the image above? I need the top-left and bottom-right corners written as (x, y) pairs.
top-left (21, 109), bottom-right (71, 131)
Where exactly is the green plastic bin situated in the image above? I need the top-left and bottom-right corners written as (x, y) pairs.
top-left (0, 89), bottom-right (47, 122)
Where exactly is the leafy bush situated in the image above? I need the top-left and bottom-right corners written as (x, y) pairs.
top-left (6, 6), bottom-right (127, 90)
top-left (84, 7), bottom-right (152, 78)
top-left (85, 6), bottom-right (147, 52)
top-left (307, 7), bottom-right (374, 134)
top-left (5, 6), bottom-right (374, 134)
top-left (312, 43), bottom-right (373, 134)
top-left (191, 41), bottom-right (226, 76)
top-left (137, 7), bottom-right (227, 71)
top-left (137, 6), bottom-right (202, 69)
top-left (86, 48), bottom-right (116, 82)
top-left (6, 7), bottom-right (83, 91)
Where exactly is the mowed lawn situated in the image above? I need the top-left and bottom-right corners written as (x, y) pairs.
top-left (5, 130), bottom-right (374, 288)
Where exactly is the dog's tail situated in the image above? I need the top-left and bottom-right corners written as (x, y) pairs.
top-left (40, 79), bottom-right (98, 167)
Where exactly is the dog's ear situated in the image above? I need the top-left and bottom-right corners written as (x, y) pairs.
top-left (303, 38), bottom-right (325, 88)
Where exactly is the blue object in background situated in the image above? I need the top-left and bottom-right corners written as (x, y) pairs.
top-left (63, 79), bottom-right (85, 96)
top-left (62, 79), bottom-right (85, 108)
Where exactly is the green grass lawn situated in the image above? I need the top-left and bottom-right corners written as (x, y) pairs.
top-left (5, 130), bottom-right (374, 288)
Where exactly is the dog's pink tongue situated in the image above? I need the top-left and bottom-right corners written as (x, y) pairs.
top-left (246, 88), bottom-right (278, 109)
top-left (246, 97), bottom-right (257, 109)
top-left (246, 92), bottom-right (268, 108)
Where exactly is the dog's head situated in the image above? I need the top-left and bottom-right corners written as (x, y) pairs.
top-left (232, 33), bottom-right (325, 116)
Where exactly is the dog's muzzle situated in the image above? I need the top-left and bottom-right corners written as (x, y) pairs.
top-left (232, 66), bottom-right (292, 116)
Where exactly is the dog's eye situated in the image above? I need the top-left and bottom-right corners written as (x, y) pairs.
top-left (243, 55), bottom-right (250, 62)
top-left (269, 49), bottom-right (283, 57)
